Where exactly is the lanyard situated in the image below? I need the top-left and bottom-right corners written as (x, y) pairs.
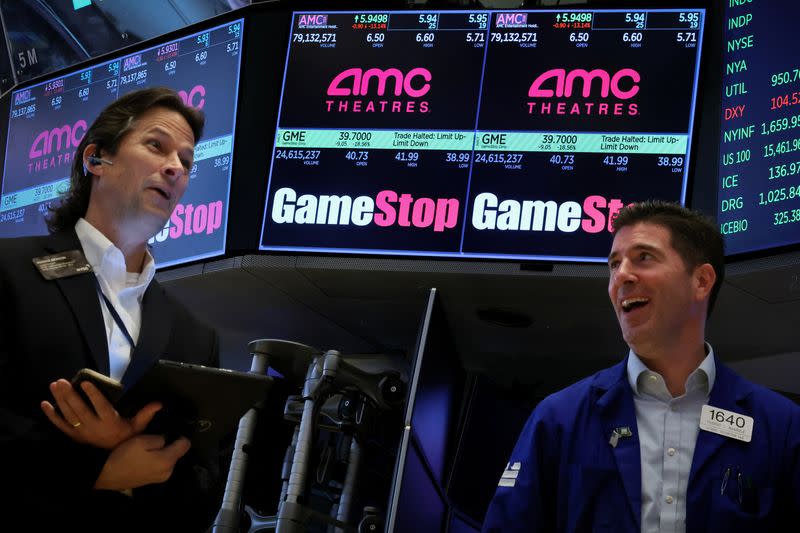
top-left (94, 276), bottom-right (136, 349)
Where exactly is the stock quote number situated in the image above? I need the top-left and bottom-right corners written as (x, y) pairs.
top-left (758, 185), bottom-right (800, 206)
top-left (445, 152), bottom-right (470, 163)
top-left (761, 114), bottom-right (800, 135)
top-left (550, 154), bottom-right (575, 165)
top-left (678, 12), bottom-right (700, 28)
top-left (345, 150), bottom-right (369, 161)
top-left (763, 138), bottom-right (800, 158)
top-left (542, 134), bottom-right (578, 144)
top-left (570, 32), bottom-right (589, 43)
top-left (624, 12), bottom-right (645, 28)
top-left (770, 68), bottom-right (800, 87)
top-left (657, 156), bottom-right (684, 167)
top-left (469, 13), bottom-right (489, 28)
top-left (603, 155), bottom-right (629, 166)
top-left (774, 208), bottom-right (800, 225)
top-left (395, 151), bottom-right (419, 162)
top-left (768, 161), bottom-right (800, 180)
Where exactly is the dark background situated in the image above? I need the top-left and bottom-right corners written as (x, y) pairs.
top-left (2, 1), bottom-right (799, 531)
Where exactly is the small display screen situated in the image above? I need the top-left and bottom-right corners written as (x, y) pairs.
top-left (1, 18), bottom-right (245, 268)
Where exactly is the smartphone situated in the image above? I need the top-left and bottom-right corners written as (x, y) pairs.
top-left (70, 368), bottom-right (124, 407)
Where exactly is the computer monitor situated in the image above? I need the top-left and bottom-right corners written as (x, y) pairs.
top-left (717, 2), bottom-right (800, 256)
top-left (386, 288), bottom-right (467, 532)
top-left (259, 8), bottom-right (705, 263)
top-left (1, 16), bottom-right (245, 268)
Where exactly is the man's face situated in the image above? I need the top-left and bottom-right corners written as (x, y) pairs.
top-left (89, 106), bottom-right (195, 236)
top-left (607, 222), bottom-right (708, 357)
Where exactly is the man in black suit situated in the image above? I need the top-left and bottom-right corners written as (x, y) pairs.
top-left (0, 87), bottom-right (221, 531)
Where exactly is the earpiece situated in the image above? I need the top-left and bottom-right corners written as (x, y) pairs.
top-left (87, 155), bottom-right (114, 166)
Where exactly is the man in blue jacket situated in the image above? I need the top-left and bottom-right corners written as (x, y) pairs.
top-left (483, 200), bottom-right (800, 533)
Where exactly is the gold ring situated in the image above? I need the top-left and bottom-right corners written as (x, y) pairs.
top-left (71, 421), bottom-right (82, 428)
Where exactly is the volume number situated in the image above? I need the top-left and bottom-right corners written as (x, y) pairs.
top-left (275, 149), bottom-right (321, 161)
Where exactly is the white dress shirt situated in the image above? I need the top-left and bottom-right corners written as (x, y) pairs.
top-left (626, 345), bottom-right (716, 533)
top-left (75, 218), bottom-right (155, 381)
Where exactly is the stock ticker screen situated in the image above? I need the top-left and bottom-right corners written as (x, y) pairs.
top-left (260, 9), bottom-right (705, 262)
top-left (0, 19), bottom-right (244, 268)
top-left (718, 2), bottom-right (800, 255)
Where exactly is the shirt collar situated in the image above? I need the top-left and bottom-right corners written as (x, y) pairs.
top-left (626, 343), bottom-right (716, 398)
top-left (74, 218), bottom-right (155, 291)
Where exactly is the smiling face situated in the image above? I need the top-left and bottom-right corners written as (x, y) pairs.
top-left (84, 106), bottom-right (195, 243)
top-left (607, 222), bottom-right (714, 361)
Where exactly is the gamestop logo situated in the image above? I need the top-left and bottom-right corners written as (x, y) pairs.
top-left (271, 187), bottom-right (457, 232)
top-left (472, 193), bottom-right (625, 233)
top-left (526, 68), bottom-right (640, 117)
top-left (28, 120), bottom-right (88, 173)
top-left (325, 67), bottom-right (431, 114)
top-left (148, 200), bottom-right (223, 243)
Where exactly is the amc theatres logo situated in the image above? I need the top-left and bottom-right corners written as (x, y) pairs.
top-left (526, 68), bottom-right (640, 117)
top-left (325, 68), bottom-right (432, 114)
top-left (177, 85), bottom-right (206, 109)
top-left (496, 13), bottom-right (528, 28)
top-left (327, 67), bottom-right (432, 97)
top-left (297, 14), bottom-right (328, 28)
top-left (29, 120), bottom-right (88, 158)
top-left (529, 68), bottom-right (640, 99)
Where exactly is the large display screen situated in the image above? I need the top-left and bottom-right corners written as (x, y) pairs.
top-left (1, 18), bottom-right (244, 268)
top-left (260, 9), bottom-right (705, 262)
top-left (718, 2), bottom-right (800, 255)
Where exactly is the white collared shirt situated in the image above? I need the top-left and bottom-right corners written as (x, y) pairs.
top-left (75, 218), bottom-right (155, 381)
top-left (626, 345), bottom-right (716, 533)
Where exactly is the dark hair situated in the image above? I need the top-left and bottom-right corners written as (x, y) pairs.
top-left (612, 200), bottom-right (725, 317)
top-left (46, 87), bottom-right (205, 233)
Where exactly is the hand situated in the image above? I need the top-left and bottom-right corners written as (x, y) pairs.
top-left (93, 434), bottom-right (192, 490)
top-left (41, 379), bottom-right (161, 449)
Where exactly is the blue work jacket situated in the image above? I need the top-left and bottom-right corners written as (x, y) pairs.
top-left (482, 358), bottom-right (800, 532)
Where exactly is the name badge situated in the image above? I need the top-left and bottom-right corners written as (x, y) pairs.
top-left (32, 250), bottom-right (93, 280)
top-left (699, 404), bottom-right (753, 442)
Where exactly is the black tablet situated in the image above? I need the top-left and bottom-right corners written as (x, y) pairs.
top-left (115, 360), bottom-right (272, 453)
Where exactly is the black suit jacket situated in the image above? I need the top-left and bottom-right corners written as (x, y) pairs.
top-left (0, 230), bottom-right (221, 532)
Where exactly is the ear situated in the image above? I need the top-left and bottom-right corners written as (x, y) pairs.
top-left (693, 263), bottom-right (716, 302)
top-left (81, 144), bottom-right (105, 176)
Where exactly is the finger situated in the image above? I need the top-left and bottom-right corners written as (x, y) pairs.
top-left (161, 437), bottom-right (191, 462)
top-left (53, 379), bottom-right (97, 422)
top-left (40, 401), bottom-right (75, 434)
top-left (80, 381), bottom-right (118, 420)
top-left (49, 381), bottom-right (83, 427)
top-left (137, 434), bottom-right (167, 450)
top-left (130, 402), bottom-right (162, 434)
